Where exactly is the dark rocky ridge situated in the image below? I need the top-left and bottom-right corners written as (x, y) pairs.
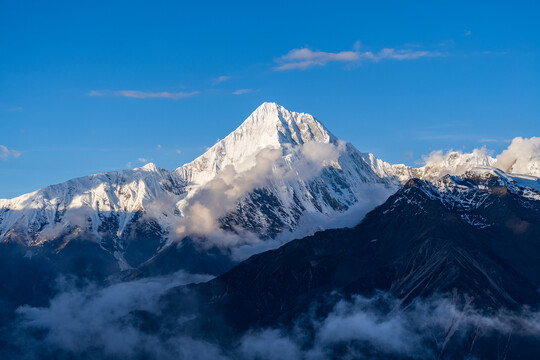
top-left (154, 173), bottom-right (540, 357)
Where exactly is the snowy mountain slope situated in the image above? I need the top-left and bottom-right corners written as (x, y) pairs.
top-left (385, 168), bottom-right (540, 229)
top-left (1, 102), bottom-right (537, 273)
top-left (0, 164), bottom-right (186, 244)
top-left (171, 103), bottom-right (399, 246)
top-left (0, 103), bottom-right (398, 270)
top-left (367, 148), bottom-right (540, 219)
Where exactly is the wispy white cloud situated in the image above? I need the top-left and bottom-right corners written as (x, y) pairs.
top-left (464, 30), bottom-right (472, 37)
top-left (369, 48), bottom-right (441, 61)
top-left (275, 48), bottom-right (360, 71)
top-left (274, 43), bottom-right (442, 71)
top-left (88, 90), bottom-right (199, 99)
top-left (7, 106), bottom-right (23, 112)
top-left (233, 89), bottom-right (255, 95)
top-left (138, 158), bottom-right (149, 163)
top-left (0, 145), bottom-right (21, 159)
top-left (213, 75), bottom-right (232, 84)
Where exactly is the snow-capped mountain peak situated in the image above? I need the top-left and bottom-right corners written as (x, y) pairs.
top-left (0, 102), bottom-right (397, 270)
top-left (246, 102), bottom-right (335, 146)
top-left (419, 147), bottom-right (496, 179)
top-left (136, 162), bottom-right (160, 172)
top-left (174, 102), bottom-right (336, 186)
top-left (366, 147), bottom-right (498, 183)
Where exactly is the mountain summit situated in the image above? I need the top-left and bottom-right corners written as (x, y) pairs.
top-left (175, 102), bottom-right (336, 186)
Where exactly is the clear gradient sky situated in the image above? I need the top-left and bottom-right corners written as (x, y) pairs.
top-left (1, 1), bottom-right (539, 198)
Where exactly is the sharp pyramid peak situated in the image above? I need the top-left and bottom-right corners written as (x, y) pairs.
top-left (238, 102), bottom-right (335, 145)
top-left (251, 101), bottom-right (288, 115)
top-left (249, 101), bottom-right (301, 121)
top-left (137, 162), bottom-right (159, 171)
top-left (175, 102), bottom-right (337, 184)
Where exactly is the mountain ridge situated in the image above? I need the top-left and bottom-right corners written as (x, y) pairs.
top-left (1, 103), bottom-right (538, 276)
top-left (0, 103), bottom-right (395, 273)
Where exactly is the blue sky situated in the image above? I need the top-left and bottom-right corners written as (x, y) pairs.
top-left (1, 0), bottom-right (539, 198)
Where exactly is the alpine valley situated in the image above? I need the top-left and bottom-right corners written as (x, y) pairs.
top-left (1, 103), bottom-right (540, 359)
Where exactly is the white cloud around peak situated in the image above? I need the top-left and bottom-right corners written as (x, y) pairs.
top-left (496, 137), bottom-right (540, 176)
top-left (421, 136), bottom-right (540, 177)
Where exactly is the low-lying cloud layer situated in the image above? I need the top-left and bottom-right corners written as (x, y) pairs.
top-left (239, 293), bottom-right (540, 359)
top-left (8, 271), bottom-right (213, 360)
top-left (9, 286), bottom-right (540, 360)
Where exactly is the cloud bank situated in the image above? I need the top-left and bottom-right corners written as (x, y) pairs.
top-left (9, 271), bottom-right (214, 360)
top-left (10, 288), bottom-right (540, 360)
top-left (240, 293), bottom-right (540, 359)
